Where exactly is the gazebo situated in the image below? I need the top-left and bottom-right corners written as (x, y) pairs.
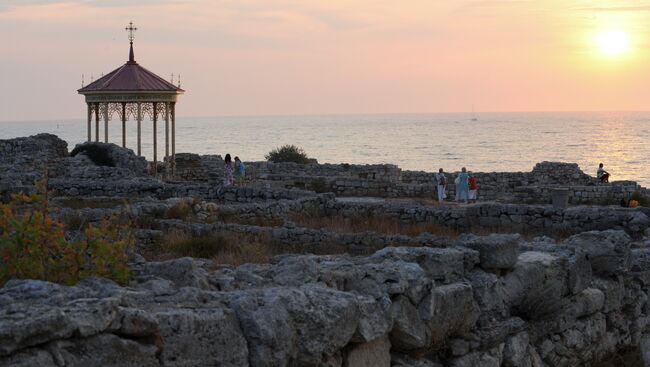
top-left (78, 22), bottom-right (184, 173)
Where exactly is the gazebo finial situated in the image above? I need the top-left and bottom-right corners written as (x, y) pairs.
top-left (125, 21), bottom-right (138, 63)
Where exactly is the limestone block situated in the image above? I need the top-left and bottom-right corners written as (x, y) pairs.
top-left (419, 282), bottom-right (479, 348)
top-left (370, 246), bottom-right (465, 283)
top-left (458, 234), bottom-right (520, 271)
top-left (389, 295), bottom-right (428, 351)
top-left (640, 337), bottom-right (650, 367)
top-left (566, 230), bottom-right (631, 276)
top-left (570, 288), bottom-right (605, 318)
top-left (155, 307), bottom-right (249, 367)
top-left (503, 332), bottom-right (531, 367)
top-left (345, 335), bottom-right (391, 367)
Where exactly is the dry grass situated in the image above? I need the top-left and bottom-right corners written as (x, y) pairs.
top-left (54, 197), bottom-right (129, 210)
top-left (156, 231), bottom-right (273, 266)
top-left (291, 214), bottom-right (459, 238)
top-left (165, 200), bottom-right (195, 220)
top-left (149, 229), bottom-right (354, 266)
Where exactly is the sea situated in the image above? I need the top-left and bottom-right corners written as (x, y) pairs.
top-left (1, 111), bottom-right (649, 186)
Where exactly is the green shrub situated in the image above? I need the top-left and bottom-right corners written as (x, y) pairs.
top-left (265, 145), bottom-right (311, 164)
top-left (0, 185), bottom-right (134, 286)
top-left (70, 144), bottom-right (115, 167)
top-left (310, 178), bottom-right (332, 193)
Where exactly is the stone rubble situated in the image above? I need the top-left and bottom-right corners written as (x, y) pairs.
top-left (2, 134), bottom-right (650, 366)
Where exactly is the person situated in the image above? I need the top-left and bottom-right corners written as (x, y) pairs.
top-left (234, 156), bottom-right (246, 186)
top-left (597, 163), bottom-right (610, 183)
top-left (223, 153), bottom-right (233, 187)
top-left (435, 168), bottom-right (447, 202)
top-left (457, 167), bottom-right (469, 203)
top-left (468, 172), bottom-right (478, 202)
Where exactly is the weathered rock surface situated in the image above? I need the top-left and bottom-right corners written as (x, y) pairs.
top-left (1, 231), bottom-right (650, 366)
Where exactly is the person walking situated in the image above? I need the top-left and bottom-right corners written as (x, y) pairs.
top-left (435, 168), bottom-right (447, 202)
top-left (457, 167), bottom-right (469, 203)
top-left (223, 154), bottom-right (234, 187)
top-left (468, 172), bottom-right (478, 203)
top-left (234, 156), bottom-right (246, 186)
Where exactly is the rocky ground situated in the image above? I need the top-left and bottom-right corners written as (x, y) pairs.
top-left (2, 134), bottom-right (650, 367)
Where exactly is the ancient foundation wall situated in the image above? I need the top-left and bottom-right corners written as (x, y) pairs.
top-left (3, 231), bottom-right (650, 367)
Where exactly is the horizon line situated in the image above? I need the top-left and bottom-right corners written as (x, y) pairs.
top-left (1, 109), bottom-right (649, 123)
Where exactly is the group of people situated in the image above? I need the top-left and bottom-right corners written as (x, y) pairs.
top-left (435, 167), bottom-right (478, 204)
top-left (434, 163), bottom-right (612, 204)
top-left (223, 154), bottom-right (246, 187)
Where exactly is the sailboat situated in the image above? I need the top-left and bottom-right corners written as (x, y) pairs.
top-left (471, 105), bottom-right (478, 121)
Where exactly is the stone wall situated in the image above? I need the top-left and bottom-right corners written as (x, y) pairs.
top-left (170, 157), bottom-right (649, 203)
top-left (0, 133), bottom-right (68, 165)
top-left (202, 197), bottom-right (650, 238)
top-left (3, 230), bottom-right (650, 366)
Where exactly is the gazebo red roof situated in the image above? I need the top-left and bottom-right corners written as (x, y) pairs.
top-left (78, 45), bottom-right (183, 94)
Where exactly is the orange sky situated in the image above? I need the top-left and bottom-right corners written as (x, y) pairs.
top-left (1, 0), bottom-right (649, 121)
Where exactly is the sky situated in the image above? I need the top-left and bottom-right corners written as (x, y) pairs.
top-left (1, 0), bottom-right (650, 121)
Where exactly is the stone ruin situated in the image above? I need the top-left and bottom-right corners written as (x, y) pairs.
top-left (1, 134), bottom-right (650, 366)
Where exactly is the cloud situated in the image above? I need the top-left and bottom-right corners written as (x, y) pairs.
top-left (0, 0), bottom-right (184, 12)
top-left (577, 6), bottom-right (650, 12)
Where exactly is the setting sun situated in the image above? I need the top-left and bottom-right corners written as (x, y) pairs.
top-left (596, 30), bottom-right (630, 57)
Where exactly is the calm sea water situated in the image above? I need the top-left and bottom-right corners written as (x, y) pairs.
top-left (1, 112), bottom-right (649, 186)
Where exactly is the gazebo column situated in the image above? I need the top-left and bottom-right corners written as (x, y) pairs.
top-left (137, 102), bottom-right (142, 156)
top-left (103, 102), bottom-right (109, 143)
top-left (153, 102), bottom-right (158, 174)
top-left (86, 103), bottom-right (92, 142)
top-left (165, 102), bottom-right (170, 160)
top-left (121, 102), bottom-right (126, 147)
top-left (171, 102), bottom-right (176, 175)
top-left (94, 102), bottom-right (100, 142)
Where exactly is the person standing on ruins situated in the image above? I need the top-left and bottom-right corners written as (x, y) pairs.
top-left (234, 156), bottom-right (246, 186)
top-left (435, 168), bottom-right (447, 202)
top-left (457, 167), bottom-right (469, 203)
top-left (468, 172), bottom-right (478, 202)
top-left (223, 154), bottom-right (234, 187)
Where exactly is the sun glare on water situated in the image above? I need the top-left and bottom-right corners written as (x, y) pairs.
top-left (596, 30), bottom-right (630, 57)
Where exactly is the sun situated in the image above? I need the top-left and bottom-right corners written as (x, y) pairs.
top-left (596, 30), bottom-right (630, 56)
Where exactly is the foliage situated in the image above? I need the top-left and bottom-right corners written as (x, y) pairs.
top-left (0, 182), bottom-right (134, 287)
top-left (265, 145), bottom-right (311, 164)
top-left (70, 144), bottom-right (115, 167)
top-left (310, 178), bottom-right (332, 193)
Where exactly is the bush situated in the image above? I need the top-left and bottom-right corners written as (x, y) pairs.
top-left (265, 145), bottom-right (311, 164)
top-left (0, 183), bottom-right (134, 286)
top-left (310, 178), bottom-right (332, 193)
top-left (70, 144), bottom-right (115, 167)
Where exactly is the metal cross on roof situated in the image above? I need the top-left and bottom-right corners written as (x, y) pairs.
top-left (125, 21), bottom-right (137, 43)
